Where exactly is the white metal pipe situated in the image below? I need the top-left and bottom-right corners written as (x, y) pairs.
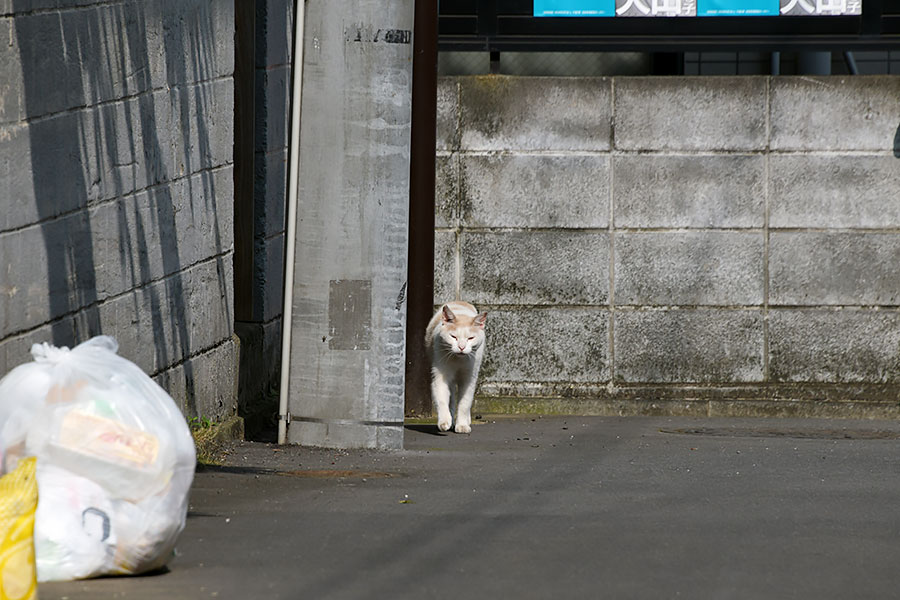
top-left (278, 0), bottom-right (307, 445)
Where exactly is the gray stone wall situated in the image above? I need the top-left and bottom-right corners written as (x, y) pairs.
top-left (436, 75), bottom-right (900, 418)
top-left (235, 0), bottom-right (292, 439)
top-left (252, 0), bottom-right (291, 326)
top-left (0, 0), bottom-right (237, 422)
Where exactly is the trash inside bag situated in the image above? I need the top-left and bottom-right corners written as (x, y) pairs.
top-left (0, 336), bottom-right (196, 581)
top-left (0, 457), bottom-right (38, 600)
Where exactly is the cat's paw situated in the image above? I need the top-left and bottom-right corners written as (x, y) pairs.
top-left (454, 423), bottom-right (471, 434)
top-left (437, 417), bottom-right (452, 432)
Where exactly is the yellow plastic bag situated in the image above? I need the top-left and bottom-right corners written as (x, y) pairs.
top-left (0, 457), bottom-right (38, 600)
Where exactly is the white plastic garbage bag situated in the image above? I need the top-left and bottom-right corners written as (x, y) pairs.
top-left (0, 336), bottom-right (196, 581)
top-left (32, 464), bottom-right (113, 581)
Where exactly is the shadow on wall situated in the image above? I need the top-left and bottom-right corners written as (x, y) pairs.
top-left (12, 1), bottom-right (230, 416)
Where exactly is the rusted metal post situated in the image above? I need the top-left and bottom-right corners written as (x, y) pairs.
top-left (404, 0), bottom-right (438, 417)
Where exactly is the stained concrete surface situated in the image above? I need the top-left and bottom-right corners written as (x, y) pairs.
top-left (40, 416), bottom-right (900, 599)
top-left (437, 76), bottom-right (900, 411)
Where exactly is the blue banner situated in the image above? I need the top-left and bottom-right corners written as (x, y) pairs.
top-left (534, 0), bottom-right (616, 16)
top-left (697, 0), bottom-right (779, 15)
top-left (534, 0), bottom-right (858, 15)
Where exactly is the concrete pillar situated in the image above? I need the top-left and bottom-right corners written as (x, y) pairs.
top-left (283, 0), bottom-right (414, 449)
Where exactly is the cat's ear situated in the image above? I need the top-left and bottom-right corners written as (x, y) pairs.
top-left (441, 305), bottom-right (456, 323)
top-left (474, 312), bottom-right (487, 328)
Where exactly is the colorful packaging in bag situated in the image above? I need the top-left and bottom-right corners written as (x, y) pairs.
top-left (0, 457), bottom-right (38, 600)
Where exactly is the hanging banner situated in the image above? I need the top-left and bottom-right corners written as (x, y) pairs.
top-left (697, 0), bottom-right (777, 15)
top-left (534, 0), bottom-right (616, 16)
top-left (615, 0), bottom-right (696, 16)
top-left (535, 0), bottom-right (861, 15)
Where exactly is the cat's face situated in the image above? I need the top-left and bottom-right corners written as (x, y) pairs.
top-left (439, 306), bottom-right (487, 356)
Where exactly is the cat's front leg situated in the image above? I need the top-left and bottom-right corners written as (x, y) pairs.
top-left (454, 381), bottom-right (476, 434)
top-left (455, 354), bottom-right (483, 434)
top-left (431, 369), bottom-right (453, 432)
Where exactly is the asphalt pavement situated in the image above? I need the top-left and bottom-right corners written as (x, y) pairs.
top-left (39, 415), bottom-right (900, 600)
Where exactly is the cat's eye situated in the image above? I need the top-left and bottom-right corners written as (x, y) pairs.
top-left (450, 334), bottom-right (457, 339)
top-left (468, 337), bottom-right (474, 341)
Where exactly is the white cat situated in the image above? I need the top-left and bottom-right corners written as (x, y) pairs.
top-left (424, 301), bottom-right (487, 434)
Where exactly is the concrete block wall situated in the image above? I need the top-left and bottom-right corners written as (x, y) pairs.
top-left (0, 0), bottom-right (237, 422)
top-left (252, 0), bottom-right (291, 324)
top-left (235, 0), bottom-right (292, 439)
top-left (436, 75), bottom-right (900, 418)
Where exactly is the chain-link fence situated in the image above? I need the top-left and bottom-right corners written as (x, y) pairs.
top-left (439, 51), bottom-right (652, 76)
top-left (438, 50), bottom-right (900, 76)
